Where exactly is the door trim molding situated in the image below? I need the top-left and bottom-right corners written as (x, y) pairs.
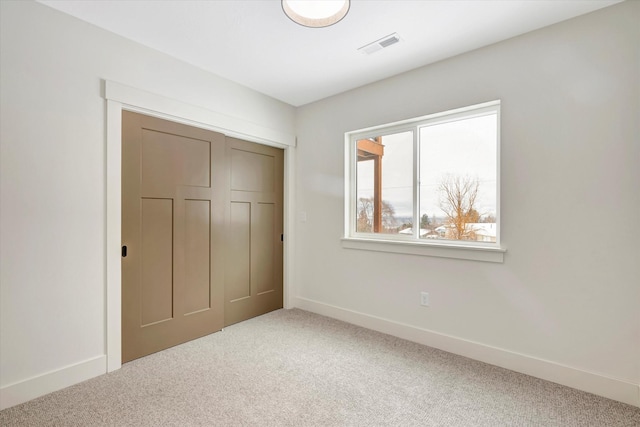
top-left (105, 81), bottom-right (296, 147)
top-left (105, 80), bottom-right (296, 373)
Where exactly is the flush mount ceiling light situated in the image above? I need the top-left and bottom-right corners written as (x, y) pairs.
top-left (282, 0), bottom-right (350, 28)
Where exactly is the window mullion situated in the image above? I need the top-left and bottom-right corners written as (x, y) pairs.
top-left (413, 128), bottom-right (419, 241)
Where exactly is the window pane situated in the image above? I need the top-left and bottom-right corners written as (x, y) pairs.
top-left (419, 113), bottom-right (497, 242)
top-left (356, 131), bottom-right (413, 234)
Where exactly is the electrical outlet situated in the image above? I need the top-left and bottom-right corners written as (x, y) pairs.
top-left (420, 291), bottom-right (429, 307)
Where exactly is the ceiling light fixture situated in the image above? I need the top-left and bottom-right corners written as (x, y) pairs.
top-left (282, 0), bottom-right (350, 28)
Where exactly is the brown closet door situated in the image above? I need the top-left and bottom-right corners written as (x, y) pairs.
top-left (225, 137), bottom-right (284, 326)
top-left (122, 111), bottom-right (227, 362)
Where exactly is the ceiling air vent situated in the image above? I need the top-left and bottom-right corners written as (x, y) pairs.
top-left (358, 33), bottom-right (402, 55)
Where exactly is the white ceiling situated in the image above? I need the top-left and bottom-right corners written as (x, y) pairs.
top-left (38, 0), bottom-right (620, 107)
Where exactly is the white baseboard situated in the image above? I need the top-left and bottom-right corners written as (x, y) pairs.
top-left (294, 297), bottom-right (640, 408)
top-left (2, 306), bottom-right (638, 410)
top-left (0, 355), bottom-right (106, 410)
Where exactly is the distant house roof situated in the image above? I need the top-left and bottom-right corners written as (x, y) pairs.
top-left (468, 223), bottom-right (497, 237)
top-left (399, 228), bottom-right (429, 237)
top-left (434, 223), bottom-right (497, 237)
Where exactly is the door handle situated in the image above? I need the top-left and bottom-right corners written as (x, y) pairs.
top-left (122, 246), bottom-right (127, 257)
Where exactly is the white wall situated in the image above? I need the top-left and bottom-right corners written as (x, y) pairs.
top-left (294, 1), bottom-right (639, 405)
top-left (1, 0), bottom-right (638, 410)
top-left (0, 0), bottom-right (295, 408)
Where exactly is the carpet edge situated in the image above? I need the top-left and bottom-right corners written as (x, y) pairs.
top-left (293, 297), bottom-right (640, 408)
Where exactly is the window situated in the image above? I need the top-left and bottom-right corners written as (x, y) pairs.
top-left (344, 101), bottom-right (504, 261)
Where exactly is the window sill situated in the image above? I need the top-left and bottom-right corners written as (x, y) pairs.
top-left (341, 237), bottom-right (506, 263)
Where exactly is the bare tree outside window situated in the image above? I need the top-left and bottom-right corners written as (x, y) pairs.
top-left (357, 197), bottom-right (398, 233)
top-left (438, 174), bottom-right (481, 240)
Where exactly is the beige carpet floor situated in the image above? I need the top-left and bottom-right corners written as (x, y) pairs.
top-left (1, 308), bottom-right (639, 426)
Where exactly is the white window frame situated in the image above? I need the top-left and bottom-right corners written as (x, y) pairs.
top-left (342, 100), bottom-right (506, 263)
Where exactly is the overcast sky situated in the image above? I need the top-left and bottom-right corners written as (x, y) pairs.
top-left (357, 113), bottom-right (497, 221)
